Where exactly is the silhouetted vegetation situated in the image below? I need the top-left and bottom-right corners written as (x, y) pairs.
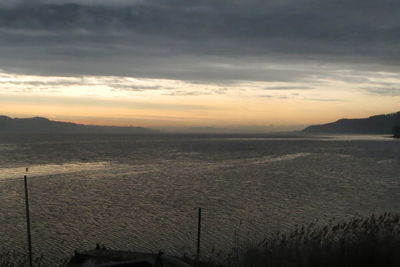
top-left (227, 213), bottom-right (400, 267)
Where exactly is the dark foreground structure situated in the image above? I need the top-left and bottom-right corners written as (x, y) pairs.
top-left (67, 249), bottom-right (192, 267)
top-left (394, 125), bottom-right (400, 138)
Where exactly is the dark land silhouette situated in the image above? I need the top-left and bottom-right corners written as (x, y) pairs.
top-left (0, 116), bottom-right (153, 134)
top-left (303, 111), bottom-right (400, 135)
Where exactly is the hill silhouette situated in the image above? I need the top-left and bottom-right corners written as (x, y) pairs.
top-left (0, 116), bottom-right (153, 134)
top-left (303, 112), bottom-right (400, 135)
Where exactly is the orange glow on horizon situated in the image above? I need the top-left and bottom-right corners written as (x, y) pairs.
top-left (1, 71), bottom-right (400, 130)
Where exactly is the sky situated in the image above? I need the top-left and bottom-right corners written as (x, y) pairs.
top-left (0, 0), bottom-right (400, 131)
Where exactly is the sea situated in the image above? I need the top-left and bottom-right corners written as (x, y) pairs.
top-left (0, 133), bottom-right (399, 263)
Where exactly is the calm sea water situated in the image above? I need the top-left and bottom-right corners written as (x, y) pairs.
top-left (0, 133), bottom-right (399, 262)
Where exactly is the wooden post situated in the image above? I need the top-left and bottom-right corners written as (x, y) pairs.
top-left (196, 207), bottom-right (202, 262)
top-left (24, 174), bottom-right (33, 267)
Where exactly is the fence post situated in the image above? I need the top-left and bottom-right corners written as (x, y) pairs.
top-left (24, 172), bottom-right (33, 267)
top-left (196, 207), bottom-right (202, 262)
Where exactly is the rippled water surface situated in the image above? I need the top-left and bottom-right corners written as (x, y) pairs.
top-left (0, 133), bottom-right (399, 262)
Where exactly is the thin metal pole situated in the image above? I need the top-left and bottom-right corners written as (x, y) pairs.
top-left (24, 174), bottom-right (33, 267)
top-left (196, 207), bottom-right (202, 262)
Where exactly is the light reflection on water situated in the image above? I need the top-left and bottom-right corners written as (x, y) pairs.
top-left (0, 134), bottom-right (399, 263)
top-left (0, 162), bottom-right (110, 180)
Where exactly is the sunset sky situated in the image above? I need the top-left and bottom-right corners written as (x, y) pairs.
top-left (1, 0), bottom-right (399, 131)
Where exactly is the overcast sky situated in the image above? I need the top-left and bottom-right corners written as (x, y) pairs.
top-left (0, 0), bottom-right (399, 131)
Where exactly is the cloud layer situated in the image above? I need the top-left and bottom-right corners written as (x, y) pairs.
top-left (0, 0), bottom-right (399, 82)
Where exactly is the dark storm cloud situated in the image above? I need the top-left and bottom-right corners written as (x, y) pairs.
top-left (0, 0), bottom-right (399, 82)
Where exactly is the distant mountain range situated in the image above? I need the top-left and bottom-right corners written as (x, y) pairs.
top-left (2, 113), bottom-right (400, 135)
top-left (303, 112), bottom-right (400, 135)
top-left (0, 116), bottom-right (154, 134)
